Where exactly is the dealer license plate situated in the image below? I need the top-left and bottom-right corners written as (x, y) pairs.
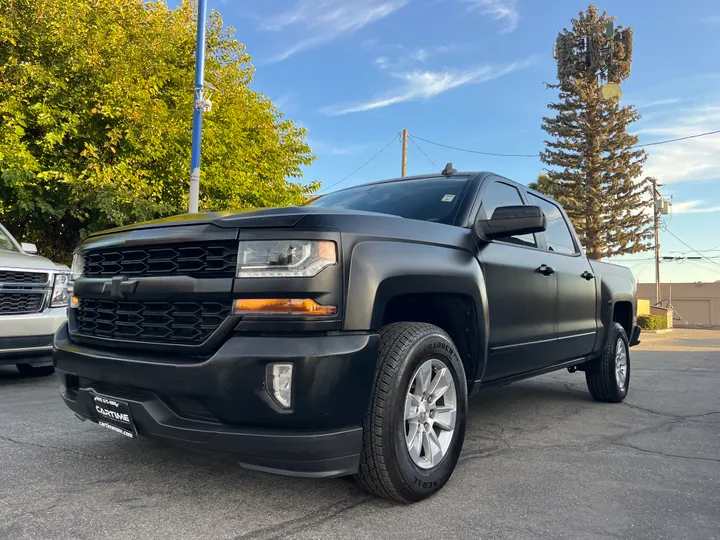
top-left (91, 393), bottom-right (136, 439)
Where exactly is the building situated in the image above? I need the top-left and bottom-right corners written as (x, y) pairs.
top-left (637, 282), bottom-right (720, 328)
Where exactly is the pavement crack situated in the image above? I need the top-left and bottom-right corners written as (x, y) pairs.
top-left (0, 434), bottom-right (109, 461)
top-left (611, 442), bottom-right (720, 463)
top-left (234, 496), bottom-right (376, 540)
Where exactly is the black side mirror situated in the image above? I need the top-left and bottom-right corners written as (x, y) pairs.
top-left (476, 205), bottom-right (547, 239)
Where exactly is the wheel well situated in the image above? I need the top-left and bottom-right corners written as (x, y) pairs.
top-left (613, 301), bottom-right (633, 336)
top-left (382, 294), bottom-right (480, 382)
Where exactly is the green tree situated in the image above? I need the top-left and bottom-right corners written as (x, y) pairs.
top-left (540, 5), bottom-right (651, 260)
top-left (0, 0), bottom-right (317, 263)
top-left (527, 173), bottom-right (560, 197)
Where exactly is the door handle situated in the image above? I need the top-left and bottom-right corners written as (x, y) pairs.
top-left (536, 264), bottom-right (555, 276)
top-left (581, 271), bottom-right (595, 280)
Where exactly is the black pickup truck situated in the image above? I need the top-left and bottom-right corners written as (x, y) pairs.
top-left (54, 168), bottom-right (640, 502)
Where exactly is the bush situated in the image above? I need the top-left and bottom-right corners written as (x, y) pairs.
top-left (638, 314), bottom-right (667, 330)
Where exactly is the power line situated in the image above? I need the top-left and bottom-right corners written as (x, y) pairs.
top-left (411, 128), bottom-right (720, 160)
top-left (319, 135), bottom-right (399, 194)
top-left (411, 135), bottom-right (539, 158)
top-left (408, 135), bottom-right (440, 171)
top-left (661, 228), bottom-right (720, 269)
top-left (633, 129), bottom-right (720, 148)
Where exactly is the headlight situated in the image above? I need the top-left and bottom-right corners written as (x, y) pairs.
top-left (236, 240), bottom-right (337, 278)
top-left (51, 273), bottom-right (71, 307)
top-left (71, 252), bottom-right (85, 280)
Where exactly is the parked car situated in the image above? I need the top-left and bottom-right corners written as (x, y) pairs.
top-left (54, 168), bottom-right (640, 502)
top-left (1, 224), bottom-right (70, 376)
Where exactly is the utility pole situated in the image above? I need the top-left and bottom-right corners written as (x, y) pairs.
top-left (401, 129), bottom-right (408, 177)
top-left (651, 177), bottom-right (661, 304)
top-left (188, 0), bottom-right (209, 214)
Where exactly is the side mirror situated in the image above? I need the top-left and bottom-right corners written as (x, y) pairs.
top-left (476, 205), bottom-right (547, 239)
top-left (21, 242), bottom-right (38, 255)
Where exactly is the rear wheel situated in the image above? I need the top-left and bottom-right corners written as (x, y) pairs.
top-left (585, 322), bottom-right (630, 403)
top-left (16, 364), bottom-right (55, 377)
top-left (354, 322), bottom-right (468, 503)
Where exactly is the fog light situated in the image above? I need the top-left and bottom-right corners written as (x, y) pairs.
top-left (267, 363), bottom-right (293, 409)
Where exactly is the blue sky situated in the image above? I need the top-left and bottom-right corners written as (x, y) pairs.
top-left (203, 0), bottom-right (720, 284)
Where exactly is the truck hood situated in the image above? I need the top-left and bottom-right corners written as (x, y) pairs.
top-left (0, 249), bottom-right (61, 271)
top-left (90, 206), bottom-right (401, 236)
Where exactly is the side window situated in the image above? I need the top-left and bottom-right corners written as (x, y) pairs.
top-left (481, 181), bottom-right (536, 248)
top-left (528, 194), bottom-right (577, 255)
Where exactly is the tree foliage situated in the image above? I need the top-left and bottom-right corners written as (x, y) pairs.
top-left (540, 4), bottom-right (651, 260)
top-left (0, 0), bottom-right (317, 262)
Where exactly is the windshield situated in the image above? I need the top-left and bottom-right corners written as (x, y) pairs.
top-left (307, 176), bottom-right (470, 224)
top-left (0, 226), bottom-right (19, 252)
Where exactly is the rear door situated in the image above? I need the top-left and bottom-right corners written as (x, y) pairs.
top-left (476, 179), bottom-right (559, 380)
top-left (526, 192), bottom-right (598, 362)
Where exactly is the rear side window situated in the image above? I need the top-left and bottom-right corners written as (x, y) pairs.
top-left (480, 181), bottom-right (536, 248)
top-left (528, 194), bottom-right (577, 255)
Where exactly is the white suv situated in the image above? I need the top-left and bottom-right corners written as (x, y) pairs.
top-left (0, 224), bottom-right (69, 376)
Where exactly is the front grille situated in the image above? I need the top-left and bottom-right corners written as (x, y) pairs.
top-left (75, 299), bottom-right (231, 345)
top-left (83, 243), bottom-right (238, 278)
top-left (0, 293), bottom-right (44, 314)
top-left (0, 270), bottom-right (48, 284)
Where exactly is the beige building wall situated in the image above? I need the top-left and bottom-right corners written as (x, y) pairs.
top-left (637, 282), bottom-right (720, 327)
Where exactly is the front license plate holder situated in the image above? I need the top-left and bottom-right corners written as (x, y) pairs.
top-left (90, 393), bottom-right (137, 439)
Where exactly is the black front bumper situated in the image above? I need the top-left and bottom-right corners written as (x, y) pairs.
top-left (54, 323), bottom-right (379, 478)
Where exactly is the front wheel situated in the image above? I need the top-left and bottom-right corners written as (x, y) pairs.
top-left (354, 322), bottom-right (468, 503)
top-left (585, 322), bottom-right (630, 403)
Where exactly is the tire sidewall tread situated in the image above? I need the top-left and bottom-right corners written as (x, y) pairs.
top-left (355, 322), bottom-right (468, 503)
top-left (585, 322), bottom-right (630, 403)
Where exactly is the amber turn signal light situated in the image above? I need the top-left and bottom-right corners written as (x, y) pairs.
top-left (232, 298), bottom-right (337, 316)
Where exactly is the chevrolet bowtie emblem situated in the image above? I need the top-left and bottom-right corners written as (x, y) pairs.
top-left (102, 276), bottom-right (139, 298)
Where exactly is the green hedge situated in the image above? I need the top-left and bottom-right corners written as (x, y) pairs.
top-left (638, 314), bottom-right (667, 330)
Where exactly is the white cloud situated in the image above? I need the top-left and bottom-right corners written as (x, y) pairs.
top-left (671, 200), bottom-right (720, 214)
top-left (637, 102), bottom-right (720, 184)
top-left (636, 98), bottom-right (681, 110)
top-left (465, 0), bottom-right (518, 33)
top-left (323, 60), bottom-right (530, 115)
top-left (262, 0), bottom-right (409, 62)
top-left (409, 45), bottom-right (457, 63)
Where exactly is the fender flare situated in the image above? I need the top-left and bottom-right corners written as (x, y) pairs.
top-left (344, 241), bottom-right (489, 382)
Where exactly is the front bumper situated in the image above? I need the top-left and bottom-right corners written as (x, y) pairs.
top-left (0, 307), bottom-right (66, 365)
top-left (54, 323), bottom-right (379, 477)
top-left (629, 325), bottom-right (642, 347)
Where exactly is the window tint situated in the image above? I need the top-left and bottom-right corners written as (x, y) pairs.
top-left (307, 176), bottom-right (469, 225)
top-left (528, 194), bottom-right (577, 254)
top-left (480, 181), bottom-right (536, 247)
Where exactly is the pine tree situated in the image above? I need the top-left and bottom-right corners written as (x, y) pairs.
top-left (540, 5), bottom-right (652, 260)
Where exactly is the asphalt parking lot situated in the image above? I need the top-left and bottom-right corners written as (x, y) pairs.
top-left (1, 329), bottom-right (719, 540)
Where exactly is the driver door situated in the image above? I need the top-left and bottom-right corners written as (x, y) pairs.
top-left (475, 179), bottom-right (559, 381)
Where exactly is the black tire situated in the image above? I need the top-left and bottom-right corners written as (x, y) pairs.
top-left (16, 364), bottom-right (55, 377)
top-left (585, 322), bottom-right (630, 403)
top-left (354, 322), bottom-right (468, 503)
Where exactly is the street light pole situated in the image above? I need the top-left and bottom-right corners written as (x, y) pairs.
top-left (188, 0), bottom-right (208, 214)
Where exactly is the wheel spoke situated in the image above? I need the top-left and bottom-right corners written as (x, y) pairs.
top-left (405, 393), bottom-right (419, 420)
top-left (407, 422), bottom-right (422, 461)
top-left (434, 417), bottom-right (454, 431)
top-left (426, 429), bottom-right (443, 466)
top-left (428, 367), bottom-right (451, 400)
top-left (417, 362), bottom-right (432, 394)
